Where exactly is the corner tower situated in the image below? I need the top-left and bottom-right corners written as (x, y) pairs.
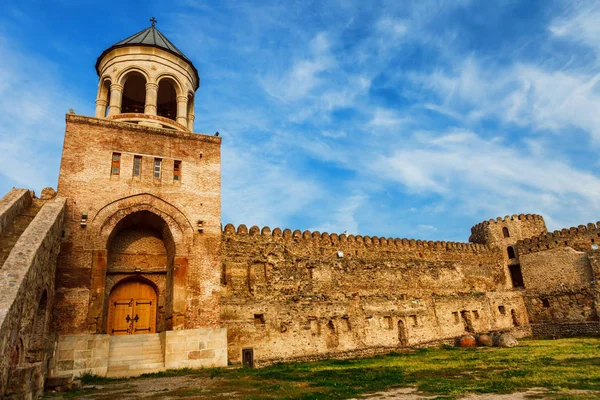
top-left (53, 20), bottom-right (225, 378)
top-left (94, 18), bottom-right (198, 131)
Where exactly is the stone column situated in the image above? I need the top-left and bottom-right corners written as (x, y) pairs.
top-left (145, 82), bottom-right (159, 116)
top-left (187, 113), bottom-right (195, 132)
top-left (107, 83), bottom-right (123, 117)
top-left (176, 95), bottom-right (188, 127)
top-left (95, 99), bottom-right (108, 118)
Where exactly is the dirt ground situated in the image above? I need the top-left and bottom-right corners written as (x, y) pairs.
top-left (45, 376), bottom-right (600, 400)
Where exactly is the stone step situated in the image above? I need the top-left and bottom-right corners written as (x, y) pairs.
top-left (107, 333), bottom-right (165, 373)
top-left (106, 365), bottom-right (166, 378)
top-left (108, 340), bottom-right (162, 348)
top-left (108, 352), bottom-right (163, 365)
top-left (108, 357), bottom-right (164, 367)
top-left (109, 346), bottom-right (162, 354)
top-left (109, 333), bottom-right (161, 341)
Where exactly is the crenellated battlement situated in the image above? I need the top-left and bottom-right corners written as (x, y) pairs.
top-left (470, 214), bottom-right (544, 234)
top-left (516, 221), bottom-right (600, 255)
top-left (223, 223), bottom-right (491, 253)
top-left (469, 214), bottom-right (547, 246)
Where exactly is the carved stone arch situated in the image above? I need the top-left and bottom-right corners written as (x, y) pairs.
top-left (88, 193), bottom-right (194, 252)
top-left (117, 67), bottom-right (151, 86)
top-left (99, 75), bottom-right (112, 97)
top-left (156, 74), bottom-right (184, 97)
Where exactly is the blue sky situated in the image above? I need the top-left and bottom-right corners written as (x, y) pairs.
top-left (2, 0), bottom-right (600, 241)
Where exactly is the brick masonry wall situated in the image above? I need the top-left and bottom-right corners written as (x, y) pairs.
top-left (55, 115), bottom-right (221, 335)
top-left (0, 197), bottom-right (65, 399)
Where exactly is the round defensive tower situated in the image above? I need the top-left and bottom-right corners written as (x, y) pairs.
top-left (93, 18), bottom-right (198, 132)
top-left (469, 214), bottom-right (547, 247)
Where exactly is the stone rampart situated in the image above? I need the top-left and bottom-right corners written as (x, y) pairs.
top-left (0, 188), bottom-right (32, 235)
top-left (223, 223), bottom-right (491, 253)
top-left (531, 321), bottom-right (600, 338)
top-left (0, 197), bottom-right (66, 399)
top-left (221, 224), bottom-right (526, 365)
top-left (517, 221), bottom-right (600, 255)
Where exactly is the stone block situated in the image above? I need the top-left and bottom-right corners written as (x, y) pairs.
top-left (58, 349), bottom-right (74, 360)
top-left (57, 360), bottom-right (74, 372)
top-left (188, 349), bottom-right (215, 360)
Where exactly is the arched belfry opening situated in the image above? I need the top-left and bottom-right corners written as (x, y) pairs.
top-left (121, 72), bottom-right (147, 114)
top-left (157, 78), bottom-right (178, 121)
top-left (104, 210), bottom-right (176, 334)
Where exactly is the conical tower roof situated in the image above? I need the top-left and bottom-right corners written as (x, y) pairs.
top-left (95, 20), bottom-right (198, 86)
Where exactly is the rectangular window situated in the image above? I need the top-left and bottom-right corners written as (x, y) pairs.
top-left (383, 316), bottom-right (392, 330)
top-left (111, 153), bottom-right (121, 175)
top-left (173, 160), bottom-right (181, 181)
top-left (154, 158), bottom-right (162, 178)
top-left (410, 314), bottom-right (418, 327)
top-left (133, 155), bottom-right (142, 176)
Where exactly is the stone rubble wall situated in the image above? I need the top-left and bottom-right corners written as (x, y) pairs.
top-left (516, 221), bottom-right (600, 255)
top-left (0, 197), bottom-right (65, 399)
top-left (220, 224), bottom-right (527, 364)
top-left (531, 321), bottom-right (600, 338)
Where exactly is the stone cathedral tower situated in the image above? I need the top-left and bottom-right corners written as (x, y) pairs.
top-left (52, 20), bottom-right (226, 377)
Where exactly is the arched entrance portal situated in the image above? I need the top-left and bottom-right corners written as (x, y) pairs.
top-left (102, 210), bottom-right (176, 334)
top-left (107, 280), bottom-right (157, 335)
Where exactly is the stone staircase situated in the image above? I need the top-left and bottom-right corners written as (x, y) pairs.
top-left (0, 199), bottom-right (43, 268)
top-left (106, 333), bottom-right (166, 377)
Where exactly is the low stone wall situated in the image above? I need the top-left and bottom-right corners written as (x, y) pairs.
top-left (0, 188), bottom-right (32, 235)
top-left (0, 197), bottom-right (66, 399)
top-left (163, 328), bottom-right (227, 369)
top-left (50, 335), bottom-right (110, 378)
top-left (531, 322), bottom-right (600, 338)
top-left (53, 328), bottom-right (227, 379)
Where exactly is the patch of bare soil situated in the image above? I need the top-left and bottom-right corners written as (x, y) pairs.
top-left (355, 387), bottom-right (600, 400)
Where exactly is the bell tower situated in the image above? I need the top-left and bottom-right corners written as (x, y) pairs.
top-left (53, 19), bottom-right (226, 378)
top-left (94, 17), bottom-right (198, 131)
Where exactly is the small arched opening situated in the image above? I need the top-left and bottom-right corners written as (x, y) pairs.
top-left (398, 319), bottom-right (408, 346)
top-left (99, 78), bottom-right (112, 117)
top-left (121, 72), bottom-right (147, 114)
top-left (10, 338), bottom-right (23, 368)
top-left (157, 78), bottom-right (178, 120)
top-left (502, 227), bottom-right (510, 238)
top-left (187, 93), bottom-right (194, 116)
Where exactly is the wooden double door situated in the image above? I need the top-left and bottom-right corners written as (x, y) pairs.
top-left (107, 280), bottom-right (157, 335)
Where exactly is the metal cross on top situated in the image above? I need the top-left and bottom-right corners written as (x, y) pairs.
top-left (150, 17), bottom-right (158, 27)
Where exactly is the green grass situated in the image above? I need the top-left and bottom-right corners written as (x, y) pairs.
top-left (45, 338), bottom-right (600, 399)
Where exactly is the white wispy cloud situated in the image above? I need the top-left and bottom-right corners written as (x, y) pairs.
top-left (0, 36), bottom-right (87, 195)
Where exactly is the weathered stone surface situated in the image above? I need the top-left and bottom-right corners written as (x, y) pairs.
top-left (0, 196), bottom-right (65, 398)
top-left (497, 334), bottom-right (518, 348)
top-left (455, 335), bottom-right (476, 347)
top-left (476, 334), bottom-right (493, 347)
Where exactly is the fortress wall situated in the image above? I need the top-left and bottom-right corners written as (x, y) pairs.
top-left (516, 221), bottom-right (600, 255)
top-left (0, 197), bottom-right (65, 399)
top-left (220, 224), bottom-right (526, 364)
top-left (515, 223), bottom-right (600, 326)
top-left (0, 188), bottom-right (32, 235)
